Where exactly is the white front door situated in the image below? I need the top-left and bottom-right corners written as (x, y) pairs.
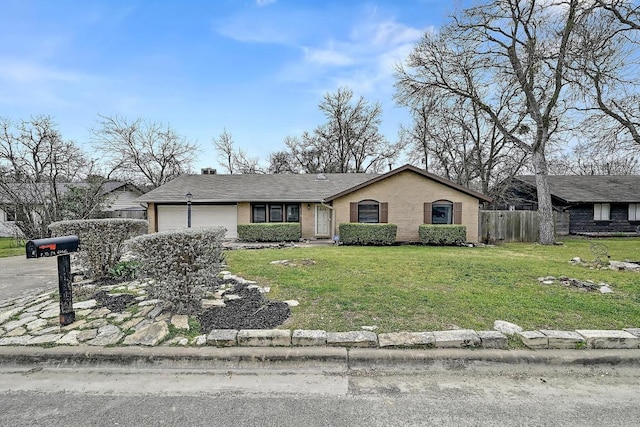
top-left (316, 205), bottom-right (330, 237)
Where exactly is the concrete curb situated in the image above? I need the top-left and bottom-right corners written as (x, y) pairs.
top-left (1, 346), bottom-right (640, 370)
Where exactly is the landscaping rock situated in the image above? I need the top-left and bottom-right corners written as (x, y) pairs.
top-left (0, 336), bottom-right (32, 346)
top-left (25, 318), bottom-right (48, 331)
top-left (123, 321), bottom-right (169, 346)
top-left (0, 307), bottom-right (22, 324)
top-left (623, 328), bottom-right (640, 338)
top-left (171, 315), bottom-right (190, 330)
top-left (494, 320), bottom-right (523, 335)
top-left (207, 329), bottom-right (238, 347)
top-left (327, 331), bottom-right (378, 348)
top-left (576, 330), bottom-right (640, 349)
top-left (378, 331), bottom-right (435, 348)
top-left (237, 329), bottom-right (291, 347)
top-left (6, 327), bottom-right (26, 337)
top-left (3, 316), bottom-right (38, 332)
top-left (477, 331), bottom-right (508, 349)
top-left (609, 261), bottom-right (640, 272)
top-left (540, 330), bottom-right (585, 349)
top-left (292, 330), bottom-right (327, 346)
top-left (434, 329), bottom-right (480, 348)
top-left (72, 299), bottom-right (97, 310)
top-left (86, 324), bottom-right (123, 346)
top-left (517, 331), bottom-right (548, 349)
top-left (28, 333), bottom-right (64, 345)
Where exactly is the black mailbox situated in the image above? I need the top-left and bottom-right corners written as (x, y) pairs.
top-left (26, 235), bottom-right (80, 258)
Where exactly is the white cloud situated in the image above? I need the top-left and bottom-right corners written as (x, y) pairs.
top-left (277, 15), bottom-right (429, 98)
top-left (0, 59), bottom-right (86, 84)
top-left (303, 46), bottom-right (355, 66)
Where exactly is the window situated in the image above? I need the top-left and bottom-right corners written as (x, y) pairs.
top-left (630, 203), bottom-right (640, 221)
top-left (252, 204), bottom-right (266, 223)
top-left (270, 204), bottom-right (283, 222)
top-left (432, 201), bottom-right (453, 224)
top-left (358, 200), bottom-right (379, 223)
top-left (251, 203), bottom-right (300, 223)
top-left (424, 201), bottom-right (461, 225)
top-left (594, 203), bottom-right (611, 221)
top-left (286, 204), bottom-right (300, 222)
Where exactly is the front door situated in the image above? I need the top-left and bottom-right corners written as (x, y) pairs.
top-left (315, 205), bottom-right (330, 237)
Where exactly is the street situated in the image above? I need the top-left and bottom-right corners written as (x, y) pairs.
top-left (0, 255), bottom-right (57, 300)
top-left (1, 361), bottom-right (639, 426)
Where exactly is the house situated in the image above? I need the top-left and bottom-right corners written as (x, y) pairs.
top-left (136, 164), bottom-right (492, 242)
top-left (500, 175), bottom-right (640, 235)
top-left (0, 181), bottom-right (146, 236)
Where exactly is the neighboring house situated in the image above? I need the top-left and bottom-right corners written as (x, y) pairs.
top-left (136, 164), bottom-right (492, 242)
top-left (500, 175), bottom-right (640, 235)
top-left (0, 181), bottom-right (146, 230)
top-left (99, 182), bottom-right (147, 219)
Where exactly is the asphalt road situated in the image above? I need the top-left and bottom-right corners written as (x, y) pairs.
top-left (0, 255), bottom-right (57, 300)
top-left (1, 362), bottom-right (639, 426)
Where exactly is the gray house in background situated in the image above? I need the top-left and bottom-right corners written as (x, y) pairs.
top-left (500, 175), bottom-right (640, 235)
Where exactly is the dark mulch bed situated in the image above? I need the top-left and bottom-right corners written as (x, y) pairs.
top-left (93, 290), bottom-right (137, 312)
top-left (198, 283), bottom-right (290, 330)
top-left (87, 278), bottom-right (290, 330)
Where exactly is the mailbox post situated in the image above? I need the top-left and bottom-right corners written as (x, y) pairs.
top-left (26, 235), bottom-right (80, 326)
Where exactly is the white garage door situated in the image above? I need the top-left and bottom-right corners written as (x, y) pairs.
top-left (157, 204), bottom-right (238, 238)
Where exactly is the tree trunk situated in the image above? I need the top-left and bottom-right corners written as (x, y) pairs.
top-left (532, 149), bottom-right (555, 245)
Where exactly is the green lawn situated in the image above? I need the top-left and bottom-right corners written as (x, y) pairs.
top-left (224, 238), bottom-right (640, 333)
top-left (0, 237), bottom-right (25, 258)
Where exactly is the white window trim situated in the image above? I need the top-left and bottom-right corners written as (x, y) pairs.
top-left (594, 203), bottom-right (611, 221)
top-left (629, 203), bottom-right (640, 221)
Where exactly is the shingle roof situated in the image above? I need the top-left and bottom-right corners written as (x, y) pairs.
top-left (135, 173), bottom-right (379, 203)
top-left (136, 164), bottom-right (493, 204)
top-left (516, 175), bottom-right (640, 203)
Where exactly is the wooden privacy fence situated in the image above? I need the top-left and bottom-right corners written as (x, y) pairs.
top-left (480, 210), bottom-right (539, 243)
top-left (479, 210), bottom-right (570, 243)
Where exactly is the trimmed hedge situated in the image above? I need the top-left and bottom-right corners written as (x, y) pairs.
top-left (338, 223), bottom-right (397, 246)
top-left (237, 223), bottom-right (301, 242)
top-left (127, 227), bottom-right (226, 314)
top-left (49, 218), bottom-right (148, 279)
top-left (419, 225), bottom-right (467, 246)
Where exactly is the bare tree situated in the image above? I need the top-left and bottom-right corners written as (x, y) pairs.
top-left (280, 87), bottom-right (404, 173)
top-left (212, 129), bottom-right (263, 174)
top-left (397, 85), bottom-right (529, 196)
top-left (568, 1), bottom-right (640, 148)
top-left (92, 115), bottom-right (198, 188)
top-left (396, 0), bottom-right (588, 244)
top-left (0, 116), bottom-right (100, 238)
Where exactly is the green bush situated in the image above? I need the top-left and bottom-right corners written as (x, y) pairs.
top-left (419, 225), bottom-right (467, 246)
top-left (237, 223), bottom-right (301, 242)
top-left (127, 227), bottom-right (226, 315)
top-left (338, 223), bottom-right (397, 245)
top-left (49, 218), bottom-right (148, 279)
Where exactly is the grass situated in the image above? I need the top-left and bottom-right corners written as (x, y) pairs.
top-left (223, 238), bottom-right (640, 333)
top-left (0, 237), bottom-right (25, 257)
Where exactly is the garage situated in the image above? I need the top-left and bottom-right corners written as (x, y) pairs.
top-left (156, 204), bottom-right (238, 238)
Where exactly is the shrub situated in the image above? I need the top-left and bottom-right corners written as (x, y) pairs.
top-left (237, 223), bottom-right (301, 242)
top-left (419, 225), bottom-right (467, 246)
top-left (127, 227), bottom-right (226, 315)
top-left (109, 260), bottom-right (139, 281)
top-left (49, 219), bottom-right (148, 279)
top-left (338, 223), bottom-right (397, 245)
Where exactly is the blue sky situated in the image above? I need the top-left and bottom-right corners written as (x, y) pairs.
top-left (0, 0), bottom-right (461, 172)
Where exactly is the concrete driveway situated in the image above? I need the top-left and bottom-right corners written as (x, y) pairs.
top-left (0, 255), bottom-right (58, 301)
